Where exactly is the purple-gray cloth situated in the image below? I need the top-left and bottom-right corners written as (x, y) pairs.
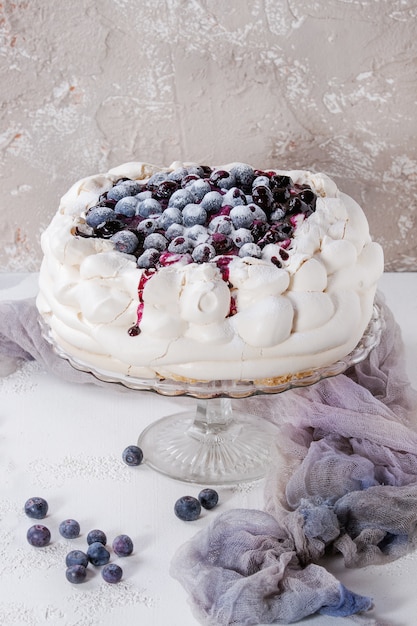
top-left (2, 295), bottom-right (417, 624)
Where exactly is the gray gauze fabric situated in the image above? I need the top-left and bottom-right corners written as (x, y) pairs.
top-left (1, 294), bottom-right (417, 624)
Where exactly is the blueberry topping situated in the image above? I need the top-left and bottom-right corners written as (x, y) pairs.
top-left (112, 534), bottom-right (134, 557)
top-left (87, 529), bottom-right (107, 546)
top-left (174, 496), bottom-right (201, 521)
top-left (198, 488), bottom-right (219, 510)
top-left (27, 524), bottom-right (51, 547)
top-left (102, 563), bottom-right (123, 584)
top-left (122, 445), bottom-right (143, 466)
top-left (74, 165), bottom-right (318, 276)
top-left (66, 550), bottom-right (88, 568)
top-left (66, 564), bottom-right (87, 584)
top-left (59, 519), bottom-right (80, 539)
top-left (24, 497), bottom-right (48, 520)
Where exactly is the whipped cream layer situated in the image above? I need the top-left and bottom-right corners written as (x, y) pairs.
top-left (36, 162), bottom-right (384, 382)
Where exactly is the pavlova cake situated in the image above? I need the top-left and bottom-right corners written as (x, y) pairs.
top-left (36, 162), bottom-right (384, 383)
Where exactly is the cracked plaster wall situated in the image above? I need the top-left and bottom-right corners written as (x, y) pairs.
top-left (1, 0), bottom-right (416, 271)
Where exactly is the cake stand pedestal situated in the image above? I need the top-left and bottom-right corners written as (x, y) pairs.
top-left (138, 397), bottom-right (278, 484)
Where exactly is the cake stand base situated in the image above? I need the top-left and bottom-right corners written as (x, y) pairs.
top-left (137, 398), bottom-right (278, 485)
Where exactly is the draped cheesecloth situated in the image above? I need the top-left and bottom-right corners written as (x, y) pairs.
top-left (1, 293), bottom-right (417, 625)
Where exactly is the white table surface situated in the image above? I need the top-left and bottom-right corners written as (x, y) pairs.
top-left (1, 272), bottom-right (417, 626)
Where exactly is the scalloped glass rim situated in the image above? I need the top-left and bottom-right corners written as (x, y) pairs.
top-left (40, 303), bottom-right (384, 399)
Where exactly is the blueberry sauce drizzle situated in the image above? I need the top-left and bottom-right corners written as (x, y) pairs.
top-left (76, 164), bottom-right (317, 333)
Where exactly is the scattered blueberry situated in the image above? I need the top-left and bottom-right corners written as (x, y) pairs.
top-left (66, 564), bottom-right (87, 584)
top-left (87, 529), bottom-right (107, 546)
top-left (59, 519), bottom-right (80, 539)
top-left (27, 524), bottom-right (51, 547)
top-left (198, 488), bottom-right (219, 510)
top-left (112, 534), bottom-right (134, 557)
top-left (102, 563), bottom-right (123, 584)
top-left (174, 496), bottom-right (201, 521)
top-left (87, 541), bottom-right (110, 566)
top-left (122, 445), bottom-right (143, 466)
top-left (24, 497), bottom-right (48, 520)
top-left (66, 550), bottom-right (88, 568)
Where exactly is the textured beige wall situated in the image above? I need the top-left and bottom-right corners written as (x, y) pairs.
top-left (1, 0), bottom-right (416, 271)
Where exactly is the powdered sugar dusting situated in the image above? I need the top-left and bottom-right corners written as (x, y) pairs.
top-left (27, 455), bottom-right (133, 488)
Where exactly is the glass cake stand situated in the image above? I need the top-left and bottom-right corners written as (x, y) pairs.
top-left (41, 303), bottom-right (384, 485)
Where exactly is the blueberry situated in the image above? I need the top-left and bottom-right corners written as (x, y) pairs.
top-left (112, 534), bottom-right (134, 557)
top-left (136, 216), bottom-right (160, 236)
top-left (200, 190), bottom-right (223, 213)
top-left (174, 496), bottom-right (201, 521)
top-left (168, 188), bottom-right (194, 210)
top-left (143, 233), bottom-right (168, 251)
top-left (185, 224), bottom-right (209, 244)
top-left (239, 243), bottom-right (262, 258)
top-left (168, 236), bottom-right (193, 254)
top-left (87, 529), bottom-right (107, 546)
top-left (24, 497), bottom-right (48, 520)
top-left (230, 205), bottom-right (255, 229)
top-left (102, 563), bottom-right (123, 584)
top-left (107, 180), bottom-right (141, 201)
top-left (209, 232), bottom-right (233, 253)
top-left (66, 550), bottom-right (88, 568)
top-left (27, 524), bottom-right (51, 547)
top-left (230, 163), bottom-right (255, 190)
top-left (198, 488), bottom-right (219, 510)
top-left (182, 204), bottom-right (207, 227)
top-left (154, 180), bottom-right (179, 199)
top-left (252, 175), bottom-right (270, 189)
top-left (210, 169), bottom-right (236, 190)
top-left (187, 165), bottom-right (205, 178)
top-left (85, 206), bottom-right (115, 228)
top-left (168, 167), bottom-right (189, 183)
top-left (269, 174), bottom-right (293, 189)
top-left (110, 230), bottom-right (139, 254)
top-left (192, 243), bottom-right (216, 263)
top-left (59, 519), bottom-right (80, 539)
top-left (94, 218), bottom-right (125, 239)
top-left (158, 207), bottom-right (183, 230)
top-left (222, 187), bottom-right (247, 208)
top-left (87, 541), bottom-right (110, 566)
top-left (66, 564), bottom-right (87, 584)
top-left (232, 228), bottom-right (253, 248)
top-left (188, 179), bottom-right (211, 201)
top-left (208, 215), bottom-right (233, 235)
top-left (137, 248), bottom-right (160, 269)
top-left (247, 203), bottom-right (267, 223)
top-left (165, 223), bottom-right (185, 240)
top-left (122, 445), bottom-right (143, 466)
top-left (136, 198), bottom-right (163, 218)
top-left (135, 189), bottom-right (152, 202)
top-left (146, 171), bottom-right (169, 189)
top-left (252, 185), bottom-right (274, 212)
top-left (114, 196), bottom-right (138, 217)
